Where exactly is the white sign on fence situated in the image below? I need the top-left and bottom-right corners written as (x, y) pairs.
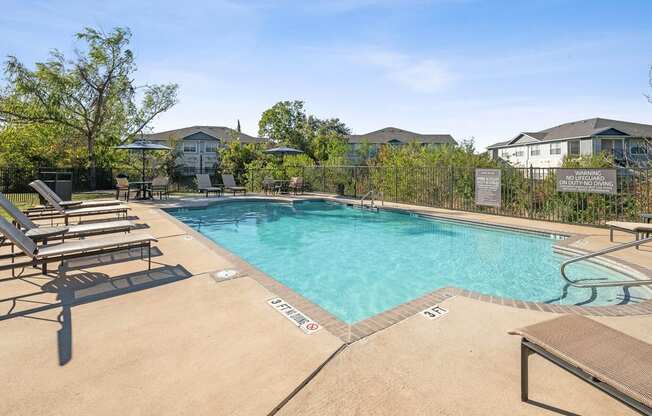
top-left (475, 168), bottom-right (502, 208)
top-left (556, 169), bottom-right (617, 194)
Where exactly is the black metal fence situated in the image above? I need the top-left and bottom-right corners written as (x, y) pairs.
top-left (0, 165), bottom-right (221, 205)
top-left (247, 166), bottom-right (652, 226)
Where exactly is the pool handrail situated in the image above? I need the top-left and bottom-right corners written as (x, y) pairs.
top-left (560, 236), bottom-right (652, 288)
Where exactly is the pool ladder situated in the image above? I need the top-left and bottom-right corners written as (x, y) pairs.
top-left (560, 236), bottom-right (652, 288)
top-left (360, 190), bottom-right (383, 212)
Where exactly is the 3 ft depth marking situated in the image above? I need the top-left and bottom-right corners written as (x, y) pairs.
top-left (267, 298), bottom-right (321, 334)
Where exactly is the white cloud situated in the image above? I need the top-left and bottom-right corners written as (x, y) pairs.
top-left (350, 48), bottom-right (454, 93)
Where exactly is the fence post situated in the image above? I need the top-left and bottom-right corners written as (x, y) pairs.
top-left (354, 166), bottom-right (357, 198)
top-left (529, 165), bottom-right (534, 219)
top-left (394, 167), bottom-right (398, 202)
top-left (449, 166), bottom-right (454, 209)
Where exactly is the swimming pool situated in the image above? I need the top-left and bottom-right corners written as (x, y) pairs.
top-left (167, 200), bottom-right (651, 324)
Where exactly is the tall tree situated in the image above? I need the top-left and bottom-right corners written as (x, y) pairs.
top-left (258, 100), bottom-right (307, 150)
top-left (258, 100), bottom-right (350, 162)
top-left (236, 119), bottom-right (241, 133)
top-left (0, 27), bottom-right (178, 188)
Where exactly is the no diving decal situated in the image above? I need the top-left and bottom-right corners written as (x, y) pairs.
top-left (267, 298), bottom-right (321, 334)
top-left (421, 305), bottom-right (449, 320)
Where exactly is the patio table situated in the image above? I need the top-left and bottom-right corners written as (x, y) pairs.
top-left (129, 181), bottom-right (153, 200)
top-left (273, 180), bottom-right (290, 194)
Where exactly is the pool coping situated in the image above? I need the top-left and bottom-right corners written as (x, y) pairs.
top-left (155, 195), bottom-right (652, 343)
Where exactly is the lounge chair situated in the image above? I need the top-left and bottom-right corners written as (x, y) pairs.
top-left (27, 183), bottom-right (129, 225)
top-left (607, 221), bottom-right (652, 248)
top-left (0, 192), bottom-right (133, 246)
top-left (195, 174), bottom-right (223, 197)
top-left (0, 215), bottom-right (157, 274)
top-left (288, 177), bottom-right (304, 195)
top-left (221, 174), bottom-right (247, 196)
top-left (510, 314), bottom-right (652, 415)
top-left (30, 180), bottom-right (124, 210)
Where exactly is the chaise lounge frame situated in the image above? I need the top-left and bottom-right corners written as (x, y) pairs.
top-left (511, 314), bottom-right (652, 416)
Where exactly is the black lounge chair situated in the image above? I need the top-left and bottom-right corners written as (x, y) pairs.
top-left (196, 174), bottom-right (223, 197)
top-left (221, 174), bottom-right (247, 196)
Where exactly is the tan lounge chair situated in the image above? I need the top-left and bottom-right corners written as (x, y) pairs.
top-left (30, 179), bottom-right (124, 210)
top-left (0, 192), bottom-right (133, 244)
top-left (195, 174), bottom-right (223, 197)
top-left (221, 174), bottom-right (247, 195)
top-left (510, 315), bottom-right (652, 415)
top-left (27, 182), bottom-right (128, 225)
top-left (0, 215), bottom-right (157, 275)
top-left (606, 221), bottom-right (652, 249)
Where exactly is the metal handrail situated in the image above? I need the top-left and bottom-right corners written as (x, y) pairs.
top-left (560, 236), bottom-right (652, 288)
top-left (360, 190), bottom-right (375, 209)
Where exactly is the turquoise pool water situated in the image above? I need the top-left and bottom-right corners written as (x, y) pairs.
top-left (167, 200), bottom-right (651, 324)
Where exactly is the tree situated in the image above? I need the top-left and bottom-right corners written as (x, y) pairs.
top-left (258, 100), bottom-right (350, 162)
top-left (258, 100), bottom-right (307, 150)
top-left (236, 119), bottom-right (241, 133)
top-left (218, 140), bottom-right (266, 182)
top-left (0, 27), bottom-right (178, 188)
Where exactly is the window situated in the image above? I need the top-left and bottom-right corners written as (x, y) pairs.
top-left (569, 140), bottom-right (580, 156)
top-left (500, 149), bottom-right (510, 158)
top-left (514, 150), bottom-right (524, 157)
top-left (205, 142), bottom-right (219, 153)
top-left (550, 143), bottom-right (562, 155)
top-left (530, 145), bottom-right (540, 156)
top-left (631, 145), bottom-right (648, 155)
top-left (183, 142), bottom-right (198, 153)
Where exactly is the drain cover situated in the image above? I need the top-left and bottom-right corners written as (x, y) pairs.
top-left (211, 269), bottom-right (240, 281)
top-left (183, 235), bottom-right (194, 241)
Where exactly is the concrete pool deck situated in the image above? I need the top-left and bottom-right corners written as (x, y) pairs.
top-left (0, 194), bottom-right (650, 415)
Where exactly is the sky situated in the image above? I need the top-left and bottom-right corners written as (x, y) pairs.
top-left (1, 0), bottom-right (652, 150)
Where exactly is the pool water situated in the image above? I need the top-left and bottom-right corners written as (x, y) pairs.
top-left (168, 200), bottom-right (651, 324)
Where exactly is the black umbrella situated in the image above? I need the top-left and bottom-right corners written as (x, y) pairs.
top-left (265, 146), bottom-right (304, 155)
top-left (115, 140), bottom-right (172, 182)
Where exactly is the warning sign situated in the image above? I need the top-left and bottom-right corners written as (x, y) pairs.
top-left (267, 298), bottom-right (321, 334)
top-left (421, 305), bottom-right (449, 320)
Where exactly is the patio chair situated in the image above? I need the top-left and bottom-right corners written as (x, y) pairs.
top-left (30, 180), bottom-right (124, 210)
top-left (510, 314), bottom-right (652, 415)
top-left (0, 192), bottom-right (134, 246)
top-left (27, 182), bottom-right (129, 225)
top-left (0, 215), bottom-right (157, 275)
top-left (115, 177), bottom-right (134, 201)
top-left (606, 221), bottom-right (652, 249)
top-left (195, 174), bottom-right (223, 197)
top-left (151, 176), bottom-right (170, 200)
top-left (288, 177), bottom-right (304, 195)
top-left (221, 174), bottom-right (247, 196)
top-left (262, 177), bottom-right (282, 195)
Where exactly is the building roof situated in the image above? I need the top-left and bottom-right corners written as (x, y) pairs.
top-left (487, 118), bottom-right (652, 149)
top-left (348, 127), bottom-right (456, 145)
top-left (143, 126), bottom-right (263, 144)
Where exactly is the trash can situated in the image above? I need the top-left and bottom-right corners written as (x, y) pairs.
top-left (39, 171), bottom-right (73, 203)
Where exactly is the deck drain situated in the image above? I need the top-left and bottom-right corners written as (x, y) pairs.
top-left (183, 235), bottom-right (194, 241)
top-left (211, 269), bottom-right (241, 281)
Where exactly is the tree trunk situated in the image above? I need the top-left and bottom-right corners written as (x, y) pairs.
top-left (88, 136), bottom-right (96, 190)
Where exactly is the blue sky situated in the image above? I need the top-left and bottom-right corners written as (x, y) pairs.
top-left (2, 0), bottom-right (652, 149)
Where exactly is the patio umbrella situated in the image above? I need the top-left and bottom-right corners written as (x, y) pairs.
top-left (265, 146), bottom-right (304, 155)
top-left (115, 140), bottom-right (172, 183)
